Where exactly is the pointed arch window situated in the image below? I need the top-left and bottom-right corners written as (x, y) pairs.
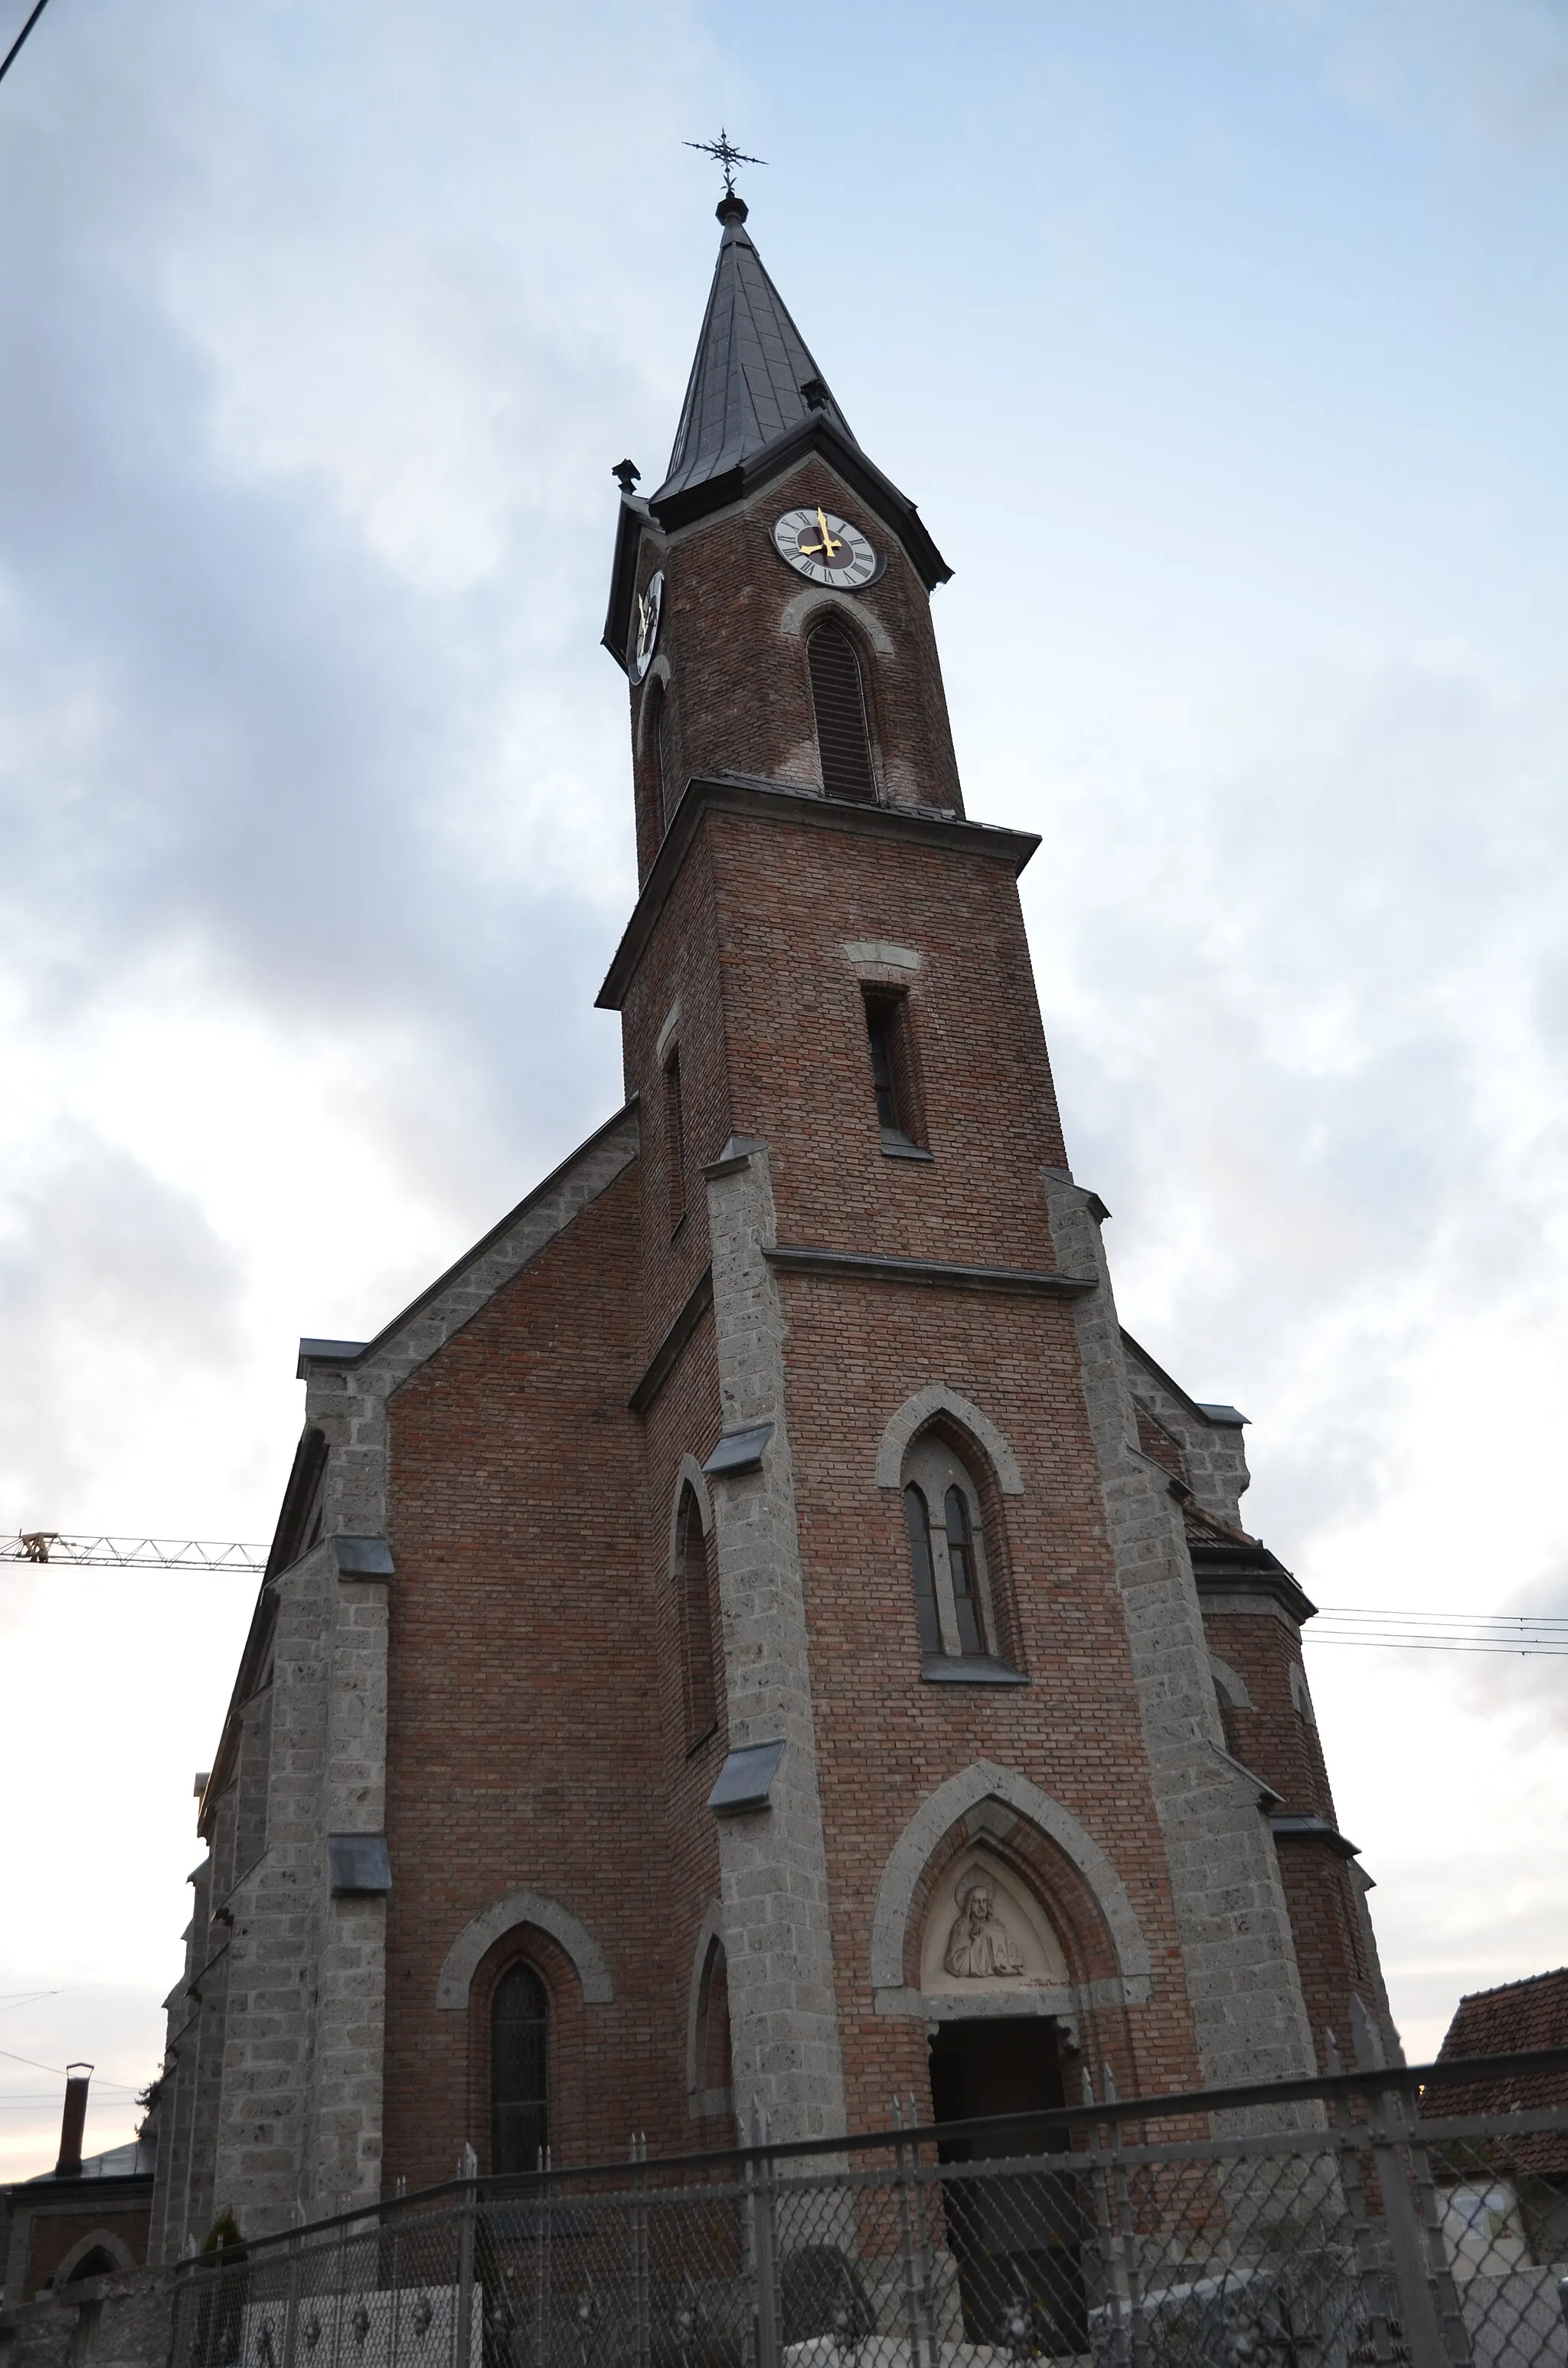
top-left (677, 1484), bottom-right (718, 1748)
top-left (901, 1433), bottom-right (1017, 1674)
top-left (491, 1963), bottom-right (548, 2174)
top-left (807, 615), bottom-right (877, 803)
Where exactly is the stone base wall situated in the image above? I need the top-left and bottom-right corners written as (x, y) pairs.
top-left (0, 2265), bottom-right (175, 2368)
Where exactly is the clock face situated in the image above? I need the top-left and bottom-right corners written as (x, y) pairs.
top-left (629, 569), bottom-right (664, 683)
top-left (773, 506), bottom-right (880, 590)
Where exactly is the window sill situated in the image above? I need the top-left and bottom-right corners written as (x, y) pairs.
top-left (880, 1134), bottom-right (933, 1162)
top-left (920, 1653), bottom-right (1027, 1686)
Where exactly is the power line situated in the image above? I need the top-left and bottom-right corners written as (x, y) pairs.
top-left (1308, 1607), bottom-right (1568, 1655)
top-left (0, 0), bottom-right (55, 89)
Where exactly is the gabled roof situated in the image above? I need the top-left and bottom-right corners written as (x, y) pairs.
top-left (652, 195), bottom-right (857, 511)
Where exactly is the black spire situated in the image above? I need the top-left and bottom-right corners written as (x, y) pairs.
top-left (650, 197), bottom-right (859, 511)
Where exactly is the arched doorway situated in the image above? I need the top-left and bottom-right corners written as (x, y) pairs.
top-left (920, 1857), bottom-right (1086, 2352)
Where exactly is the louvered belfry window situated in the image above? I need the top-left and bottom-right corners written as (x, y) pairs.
top-left (807, 617), bottom-right (877, 803)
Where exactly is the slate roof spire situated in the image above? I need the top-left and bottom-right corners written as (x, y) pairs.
top-left (652, 194), bottom-right (859, 509)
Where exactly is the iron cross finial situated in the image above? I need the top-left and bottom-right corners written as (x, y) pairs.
top-left (683, 128), bottom-right (767, 198)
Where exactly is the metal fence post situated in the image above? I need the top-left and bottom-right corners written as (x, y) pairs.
top-left (537, 2145), bottom-right (553, 2368)
top-left (1324, 2033), bottom-right (1400, 2366)
top-left (1350, 2009), bottom-right (1448, 2368)
top-left (907, 2094), bottom-right (942, 2368)
top-left (1102, 2068), bottom-right (1148, 2368)
top-left (891, 2098), bottom-right (925, 2368)
top-left (630, 2132), bottom-right (652, 2368)
top-left (455, 2144), bottom-right (479, 2368)
top-left (750, 2104), bottom-right (781, 2368)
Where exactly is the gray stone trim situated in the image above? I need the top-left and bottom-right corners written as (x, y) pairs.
top-left (779, 586), bottom-right (897, 653)
top-left (867, 1759), bottom-right (1152, 1997)
top-left (684, 1901), bottom-right (726, 2104)
top-left (873, 1977), bottom-right (1131, 2022)
top-left (1046, 1172), bottom-right (1319, 2088)
top-left (703, 1138), bottom-right (848, 2141)
top-left (668, 1456), bottom-right (715, 1563)
top-left (1208, 1652), bottom-right (1252, 1709)
top-left (873, 1384), bottom-right (1025, 1495)
top-left (434, 1889), bottom-right (616, 2010)
top-left (51, 2230), bottom-right (139, 2283)
top-left (767, 1246), bottom-right (1095, 1297)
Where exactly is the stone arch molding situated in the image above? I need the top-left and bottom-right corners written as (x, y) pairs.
top-left (870, 1761), bottom-right (1152, 2014)
top-left (435, 1888), bottom-right (614, 2010)
top-left (779, 584), bottom-right (896, 656)
top-left (54, 2229), bottom-right (136, 2283)
top-left (684, 1899), bottom-right (727, 2113)
top-left (668, 1455), bottom-right (715, 1568)
top-left (874, 1385), bottom-right (1024, 1496)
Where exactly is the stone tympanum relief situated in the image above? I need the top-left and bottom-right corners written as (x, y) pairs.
top-left (918, 1853), bottom-right (1069, 1997)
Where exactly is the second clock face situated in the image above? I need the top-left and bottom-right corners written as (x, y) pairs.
top-left (773, 506), bottom-right (880, 590)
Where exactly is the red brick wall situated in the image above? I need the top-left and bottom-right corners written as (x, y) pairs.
top-left (18, 2203), bottom-right (150, 2298)
top-left (382, 1167), bottom-right (677, 2183)
top-left (627, 455), bottom-right (965, 881)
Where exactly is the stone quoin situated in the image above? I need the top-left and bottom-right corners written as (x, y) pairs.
top-left (148, 185), bottom-right (1393, 2253)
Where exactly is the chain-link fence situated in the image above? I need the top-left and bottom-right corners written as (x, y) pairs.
top-left (170, 2052), bottom-right (1568, 2368)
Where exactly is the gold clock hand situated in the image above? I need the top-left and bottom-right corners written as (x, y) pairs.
top-left (815, 505), bottom-right (842, 557)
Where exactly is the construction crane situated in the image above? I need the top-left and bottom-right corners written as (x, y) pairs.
top-left (2, 1533), bottom-right (266, 1572)
top-left (2, 1537), bottom-right (1561, 1651)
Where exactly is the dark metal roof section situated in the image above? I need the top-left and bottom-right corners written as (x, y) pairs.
top-left (654, 194), bottom-right (856, 509)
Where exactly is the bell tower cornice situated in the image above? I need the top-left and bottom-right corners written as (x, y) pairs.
top-left (595, 772), bottom-right (1038, 1012)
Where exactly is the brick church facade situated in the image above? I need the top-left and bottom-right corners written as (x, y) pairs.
top-left (149, 191), bottom-right (1391, 2258)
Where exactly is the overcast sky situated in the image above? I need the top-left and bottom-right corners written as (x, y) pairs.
top-left (2, 0), bottom-right (1566, 2183)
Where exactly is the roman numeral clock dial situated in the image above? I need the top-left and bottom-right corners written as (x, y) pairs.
top-left (773, 505), bottom-right (881, 590)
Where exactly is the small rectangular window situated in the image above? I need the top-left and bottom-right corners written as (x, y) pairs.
top-left (664, 1050), bottom-right (686, 1233)
top-left (862, 989), bottom-right (924, 1150)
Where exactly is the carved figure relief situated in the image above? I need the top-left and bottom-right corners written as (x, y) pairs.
top-left (943, 1869), bottom-right (1027, 1978)
top-left (917, 1851), bottom-right (1069, 1997)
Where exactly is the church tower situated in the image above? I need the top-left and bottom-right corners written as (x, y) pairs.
top-left (148, 188), bottom-right (1390, 2255)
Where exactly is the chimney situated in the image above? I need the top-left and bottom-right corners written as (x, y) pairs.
top-left (56, 2063), bottom-right (92, 2177)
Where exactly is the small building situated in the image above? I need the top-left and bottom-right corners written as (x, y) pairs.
top-left (0, 2071), bottom-right (155, 2307)
top-left (1436, 1967), bottom-right (1568, 2263)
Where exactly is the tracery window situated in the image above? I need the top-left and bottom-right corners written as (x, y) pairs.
top-left (901, 1432), bottom-right (1011, 1670)
top-left (490, 1963), bottom-right (548, 2174)
top-left (807, 615), bottom-right (877, 803)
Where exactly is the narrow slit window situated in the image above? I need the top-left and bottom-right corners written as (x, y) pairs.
top-left (904, 1484), bottom-right (942, 1654)
top-left (678, 1487), bottom-right (717, 1745)
top-left (807, 617), bottom-right (877, 803)
top-left (491, 1964), bottom-right (548, 2174)
top-left (648, 679), bottom-right (678, 828)
top-left (664, 1050), bottom-right (686, 1232)
top-left (944, 1486), bottom-right (986, 1657)
top-left (864, 989), bottom-right (922, 1147)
